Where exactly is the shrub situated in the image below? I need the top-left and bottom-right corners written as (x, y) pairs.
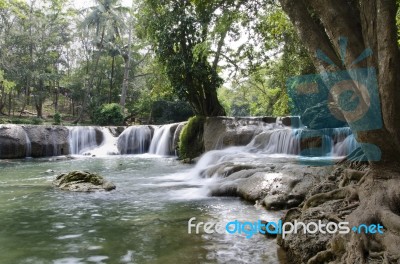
top-left (178, 116), bottom-right (205, 161)
top-left (53, 112), bottom-right (61, 125)
top-left (93, 103), bottom-right (124, 126)
top-left (31, 117), bottom-right (43, 125)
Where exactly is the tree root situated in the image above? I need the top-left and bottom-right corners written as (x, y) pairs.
top-left (378, 207), bottom-right (400, 235)
top-left (302, 186), bottom-right (358, 210)
top-left (307, 249), bottom-right (334, 264)
top-left (339, 169), bottom-right (366, 187)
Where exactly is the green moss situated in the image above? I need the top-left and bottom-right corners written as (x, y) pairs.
top-left (178, 116), bottom-right (205, 161)
top-left (58, 171), bottom-right (104, 185)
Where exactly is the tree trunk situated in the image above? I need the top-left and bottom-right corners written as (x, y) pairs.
top-left (120, 27), bottom-right (132, 110)
top-left (109, 55), bottom-right (115, 104)
top-left (73, 26), bottom-right (106, 124)
top-left (279, 0), bottom-right (400, 262)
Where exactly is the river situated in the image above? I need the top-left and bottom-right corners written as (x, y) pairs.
top-left (0, 155), bottom-right (285, 264)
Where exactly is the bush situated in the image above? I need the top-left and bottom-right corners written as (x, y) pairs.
top-left (178, 116), bottom-right (205, 161)
top-left (53, 112), bottom-right (61, 125)
top-left (93, 103), bottom-right (124, 126)
top-left (151, 100), bottom-right (193, 124)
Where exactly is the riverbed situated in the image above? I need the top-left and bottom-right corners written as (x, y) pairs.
top-left (0, 155), bottom-right (285, 264)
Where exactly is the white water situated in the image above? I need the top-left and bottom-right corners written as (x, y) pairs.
top-left (149, 124), bottom-right (173, 156)
top-left (118, 126), bottom-right (152, 154)
top-left (68, 126), bottom-right (98, 155)
top-left (88, 128), bottom-right (119, 156)
top-left (23, 129), bottom-right (32, 157)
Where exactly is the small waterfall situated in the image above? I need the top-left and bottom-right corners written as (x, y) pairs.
top-left (88, 127), bottom-right (119, 156)
top-left (149, 124), bottom-right (173, 156)
top-left (333, 134), bottom-right (360, 156)
top-left (263, 129), bottom-right (300, 154)
top-left (68, 126), bottom-right (99, 155)
top-left (118, 126), bottom-right (152, 154)
top-left (24, 130), bottom-right (32, 157)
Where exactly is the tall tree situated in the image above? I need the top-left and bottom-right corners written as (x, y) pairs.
top-left (279, 0), bottom-right (400, 262)
top-left (140, 0), bottom-right (230, 116)
top-left (74, 0), bottom-right (128, 123)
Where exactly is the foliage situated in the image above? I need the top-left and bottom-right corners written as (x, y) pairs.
top-left (53, 112), bottom-right (61, 125)
top-left (151, 100), bottom-right (193, 124)
top-left (178, 116), bottom-right (205, 160)
top-left (93, 103), bottom-right (124, 125)
top-left (0, 117), bottom-right (43, 125)
top-left (140, 0), bottom-right (229, 116)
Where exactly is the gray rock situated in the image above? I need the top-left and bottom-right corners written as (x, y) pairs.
top-left (53, 171), bottom-right (116, 192)
top-left (0, 124), bottom-right (30, 158)
top-left (24, 125), bottom-right (70, 157)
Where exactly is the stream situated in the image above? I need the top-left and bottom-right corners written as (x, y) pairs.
top-left (0, 155), bottom-right (285, 264)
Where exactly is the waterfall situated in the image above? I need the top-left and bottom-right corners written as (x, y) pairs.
top-left (24, 130), bottom-right (32, 157)
top-left (118, 126), bottom-right (152, 154)
top-left (333, 134), bottom-right (360, 156)
top-left (149, 124), bottom-right (173, 156)
top-left (247, 126), bottom-right (357, 157)
top-left (263, 129), bottom-right (300, 154)
top-left (68, 127), bottom-right (99, 155)
top-left (89, 127), bottom-right (119, 156)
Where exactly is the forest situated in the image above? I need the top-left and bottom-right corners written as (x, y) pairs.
top-left (1, 0), bottom-right (400, 263)
top-left (0, 0), bottom-right (313, 125)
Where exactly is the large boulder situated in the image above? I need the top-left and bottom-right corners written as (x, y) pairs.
top-left (208, 161), bottom-right (334, 210)
top-left (301, 101), bottom-right (347, 129)
top-left (24, 125), bottom-right (70, 157)
top-left (203, 117), bottom-right (278, 151)
top-left (53, 171), bottom-right (116, 192)
top-left (0, 124), bottom-right (30, 158)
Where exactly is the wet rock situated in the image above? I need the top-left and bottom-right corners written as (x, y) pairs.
top-left (0, 124), bottom-right (30, 158)
top-left (24, 125), bottom-right (70, 157)
top-left (203, 117), bottom-right (271, 151)
top-left (209, 162), bottom-right (333, 210)
top-left (108, 126), bottom-right (126, 137)
top-left (53, 171), bottom-right (116, 192)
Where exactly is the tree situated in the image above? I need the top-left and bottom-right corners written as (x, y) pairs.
top-left (74, 0), bottom-right (128, 123)
top-left (140, 0), bottom-right (230, 116)
top-left (279, 0), bottom-right (400, 262)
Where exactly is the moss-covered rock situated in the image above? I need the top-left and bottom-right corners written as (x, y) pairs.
top-left (178, 116), bottom-right (205, 161)
top-left (53, 171), bottom-right (116, 192)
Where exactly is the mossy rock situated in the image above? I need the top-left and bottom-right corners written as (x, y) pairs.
top-left (53, 171), bottom-right (116, 192)
top-left (178, 116), bottom-right (205, 161)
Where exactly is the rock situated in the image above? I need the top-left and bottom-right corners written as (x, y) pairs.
top-left (0, 124), bottom-right (30, 158)
top-left (45, 169), bottom-right (55, 173)
top-left (301, 101), bottom-right (347, 129)
top-left (280, 116), bottom-right (301, 128)
top-left (172, 122), bottom-right (187, 153)
top-left (53, 171), bottom-right (116, 192)
top-left (24, 125), bottom-right (70, 157)
top-left (209, 161), bottom-right (334, 210)
top-left (108, 126), bottom-right (126, 137)
top-left (203, 117), bottom-right (270, 151)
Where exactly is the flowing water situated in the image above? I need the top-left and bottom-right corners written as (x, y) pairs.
top-left (0, 155), bottom-right (285, 264)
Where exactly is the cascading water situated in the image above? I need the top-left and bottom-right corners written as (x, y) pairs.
top-left (117, 126), bottom-right (152, 154)
top-left (24, 130), bottom-right (32, 157)
top-left (89, 127), bottom-right (119, 156)
top-left (149, 124), bottom-right (173, 156)
top-left (68, 126), bottom-right (99, 155)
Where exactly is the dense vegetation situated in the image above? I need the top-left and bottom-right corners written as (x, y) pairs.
top-left (0, 0), bottom-right (314, 125)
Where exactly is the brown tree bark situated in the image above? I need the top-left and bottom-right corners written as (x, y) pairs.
top-left (279, 0), bottom-right (400, 262)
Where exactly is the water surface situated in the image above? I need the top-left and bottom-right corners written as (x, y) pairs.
top-left (0, 155), bottom-right (284, 264)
